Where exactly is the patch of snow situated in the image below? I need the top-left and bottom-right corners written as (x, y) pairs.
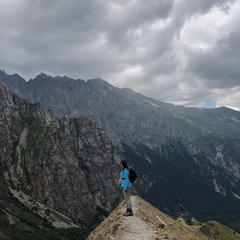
top-left (213, 179), bottom-right (226, 195)
top-left (145, 156), bottom-right (152, 163)
top-left (232, 192), bottom-right (240, 200)
top-left (147, 100), bottom-right (159, 108)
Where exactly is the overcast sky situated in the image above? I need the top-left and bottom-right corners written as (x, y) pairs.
top-left (1, 0), bottom-right (240, 111)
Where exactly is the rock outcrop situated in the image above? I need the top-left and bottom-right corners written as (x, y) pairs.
top-left (0, 83), bottom-right (122, 224)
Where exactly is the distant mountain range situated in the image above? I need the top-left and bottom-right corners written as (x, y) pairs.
top-left (1, 69), bottom-right (240, 232)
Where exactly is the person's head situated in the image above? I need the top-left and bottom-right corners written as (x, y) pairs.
top-left (120, 159), bottom-right (128, 169)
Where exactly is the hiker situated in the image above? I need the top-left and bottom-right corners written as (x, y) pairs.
top-left (119, 159), bottom-right (133, 216)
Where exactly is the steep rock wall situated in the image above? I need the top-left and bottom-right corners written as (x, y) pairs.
top-left (0, 83), bottom-right (121, 223)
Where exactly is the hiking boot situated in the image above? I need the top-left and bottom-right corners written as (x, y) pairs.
top-left (123, 209), bottom-right (133, 216)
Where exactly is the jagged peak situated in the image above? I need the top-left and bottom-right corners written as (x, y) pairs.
top-left (30, 73), bottom-right (85, 84)
top-left (86, 78), bottom-right (116, 91)
top-left (28, 72), bottom-right (54, 83)
top-left (87, 78), bottom-right (106, 83)
top-left (87, 78), bottom-right (111, 86)
top-left (36, 72), bottom-right (50, 78)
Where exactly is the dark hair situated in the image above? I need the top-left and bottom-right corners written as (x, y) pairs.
top-left (121, 159), bottom-right (128, 168)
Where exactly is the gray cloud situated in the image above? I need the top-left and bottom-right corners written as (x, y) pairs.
top-left (186, 31), bottom-right (240, 88)
top-left (0, 0), bottom-right (240, 110)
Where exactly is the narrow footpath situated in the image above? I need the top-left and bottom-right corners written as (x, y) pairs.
top-left (88, 195), bottom-right (240, 240)
top-left (114, 196), bottom-right (159, 240)
top-left (88, 196), bottom-right (170, 240)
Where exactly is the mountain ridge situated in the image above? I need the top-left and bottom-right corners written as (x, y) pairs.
top-left (1, 70), bottom-right (240, 231)
top-left (87, 195), bottom-right (240, 240)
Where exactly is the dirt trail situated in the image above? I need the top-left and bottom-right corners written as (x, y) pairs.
top-left (87, 195), bottom-right (213, 240)
top-left (88, 195), bottom-right (240, 240)
top-left (111, 196), bottom-right (159, 240)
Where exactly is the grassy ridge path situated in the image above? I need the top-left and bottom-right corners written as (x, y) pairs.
top-left (115, 196), bottom-right (159, 240)
top-left (87, 195), bottom-right (192, 240)
top-left (87, 195), bottom-right (240, 240)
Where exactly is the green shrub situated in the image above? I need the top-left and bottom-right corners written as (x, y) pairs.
top-left (184, 218), bottom-right (193, 226)
top-left (112, 223), bottom-right (120, 233)
top-left (213, 229), bottom-right (220, 239)
top-left (200, 225), bottom-right (211, 236)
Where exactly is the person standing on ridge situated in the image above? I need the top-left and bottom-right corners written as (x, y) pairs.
top-left (119, 159), bottom-right (133, 216)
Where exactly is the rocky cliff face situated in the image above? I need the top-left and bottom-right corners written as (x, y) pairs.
top-left (0, 82), bottom-right (121, 224)
top-left (1, 71), bottom-right (240, 230)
